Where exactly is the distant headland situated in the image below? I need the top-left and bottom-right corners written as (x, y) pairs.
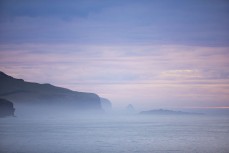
top-left (0, 71), bottom-right (112, 116)
top-left (140, 109), bottom-right (203, 115)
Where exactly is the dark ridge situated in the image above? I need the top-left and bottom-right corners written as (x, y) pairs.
top-left (0, 71), bottom-right (10, 77)
top-left (0, 71), bottom-right (24, 82)
top-left (0, 71), bottom-right (108, 115)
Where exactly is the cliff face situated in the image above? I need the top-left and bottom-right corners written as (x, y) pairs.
top-left (0, 98), bottom-right (15, 117)
top-left (100, 98), bottom-right (112, 112)
top-left (0, 71), bottom-right (102, 113)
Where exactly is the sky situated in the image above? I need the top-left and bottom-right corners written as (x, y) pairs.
top-left (0, 0), bottom-right (229, 110)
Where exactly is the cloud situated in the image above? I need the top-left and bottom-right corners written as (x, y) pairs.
top-left (1, 0), bottom-right (229, 108)
top-left (0, 0), bottom-right (117, 18)
top-left (0, 0), bottom-right (228, 46)
top-left (1, 43), bottom-right (229, 108)
top-left (159, 69), bottom-right (203, 80)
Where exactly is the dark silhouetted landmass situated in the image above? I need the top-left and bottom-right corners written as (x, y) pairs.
top-left (140, 109), bottom-right (203, 115)
top-left (0, 71), bottom-right (105, 115)
top-left (0, 98), bottom-right (15, 117)
top-left (100, 98), bottom-right (112, 112)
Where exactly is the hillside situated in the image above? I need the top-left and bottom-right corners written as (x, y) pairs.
top-left (0, 71), bottom-right (103, 115)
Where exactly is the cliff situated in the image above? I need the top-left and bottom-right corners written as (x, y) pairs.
top-left (100, 98), bottom-right (112, 112)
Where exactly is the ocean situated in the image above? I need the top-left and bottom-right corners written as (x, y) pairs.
top-left (0, 115), bottom-right (229, 153)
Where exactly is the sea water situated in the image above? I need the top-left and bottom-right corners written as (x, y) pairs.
top-left (0, 115), bottom-right (229, 153)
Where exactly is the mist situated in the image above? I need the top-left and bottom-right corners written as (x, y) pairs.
top-left (1, 109), bottom-right (229, 153)
top-left (1, 71), bottom-right (229, 153)
top-left (1, 0), bottom-right (229, 152)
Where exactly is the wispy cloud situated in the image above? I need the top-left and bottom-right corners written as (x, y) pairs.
top-left (1, 0), bottom-right (228, 46)
top-left (1, 44), bottom-right (229, 108)
top-left (1, 0), bottom-right (229, 109)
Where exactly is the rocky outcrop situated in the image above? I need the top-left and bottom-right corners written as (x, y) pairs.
top-left (0, 98), bottom-right (15, 117)
top-left (125, 104), bottom-right (136, 114)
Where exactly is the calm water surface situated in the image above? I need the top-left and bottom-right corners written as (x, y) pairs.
top-left (0, 115), bottom-right (229, 153)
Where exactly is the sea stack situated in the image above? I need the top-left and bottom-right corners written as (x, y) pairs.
top-left (0, 98), bottom-right (15, 117)
top-left (125, 104), bottom-right (136, 114)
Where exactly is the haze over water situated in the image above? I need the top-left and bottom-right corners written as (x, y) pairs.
top-left (1, 0), bottom-right (229, 153)
top-left (1, 114), bottom-right (229, 153)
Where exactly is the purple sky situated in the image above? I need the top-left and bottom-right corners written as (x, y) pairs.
top-left (0, 0), bottom-right (229, 109)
